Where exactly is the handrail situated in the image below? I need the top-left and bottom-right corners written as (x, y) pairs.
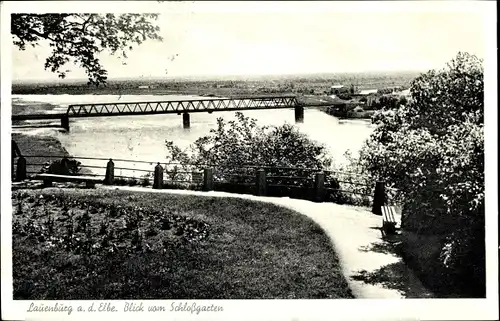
top-left (267, 175), bottom-right (312, 179)
top-left (21, 154), bottom-right (371, 177)
top-left (20, 157), bottom-right (379, 205)
top-left (114, 167), bottom-right (152, 173)
top-left (325, 188), bottom-right (372, 197)
top-left (335, 180), bottom-right (372, 187)
top-left (22, 155), bottom-right (160, 164)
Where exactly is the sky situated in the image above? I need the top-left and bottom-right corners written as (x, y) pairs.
top-left (9, 1), bottom-right (491, 81)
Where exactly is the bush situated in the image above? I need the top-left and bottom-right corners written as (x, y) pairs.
top-left (113, 177), bottom-right (139, 186)
top-left (164, 112), bottom-right (344, 202)
top-left (370, 95), bottom-right (402, 110)
top-left (337, 93), bottom-right (352, 100)
top-left (140, 177), bottom-right (150, 187)
top-left (41, 158), bottom-right (81, 175)
top-left (356, 52), bottom-right (485, 296)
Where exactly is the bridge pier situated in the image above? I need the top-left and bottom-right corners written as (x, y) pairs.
top-left (294, 106), bottom-right (304, 123)
top-left (183, 112), bottom-right (190, 129)
top-left (61, 115), bottom-right (70, 131)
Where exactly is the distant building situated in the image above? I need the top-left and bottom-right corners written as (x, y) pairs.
top-left (330, 85), bottom-right (350, 95)
top-left (358, 89), bottom-right (378, 96)
top-left (356, 89), bottom-right (377, 107)
top-left (398, 89), bottom-right (411, 97)
top-left (138, 85), bottom-right (149, 89)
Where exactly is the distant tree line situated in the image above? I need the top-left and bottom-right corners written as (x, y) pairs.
top-left (370, 95), bottom-right (408, 110)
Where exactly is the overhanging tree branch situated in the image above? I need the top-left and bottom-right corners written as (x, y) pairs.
top-left (11, 13), bottom-right (163, 86)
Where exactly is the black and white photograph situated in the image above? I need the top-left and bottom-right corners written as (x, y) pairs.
top-left (1, 1), bottom-right (498, 320)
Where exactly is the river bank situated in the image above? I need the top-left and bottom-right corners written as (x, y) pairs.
top-left (13, 133), bottom-right (69, 156)
top-left (12, 95), bottom-right (70, 156)
top-left (12, 132), bottom-right (75, 177)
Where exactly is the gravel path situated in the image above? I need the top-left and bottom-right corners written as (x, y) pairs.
top-left (99, 185), bottom-right (434, 298)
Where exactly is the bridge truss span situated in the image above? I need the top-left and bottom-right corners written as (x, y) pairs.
top-left (66, 95), bottom-right (301, 117)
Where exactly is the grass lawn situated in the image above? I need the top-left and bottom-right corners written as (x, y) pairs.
top-left (12, 188), bottom-right (353, 299)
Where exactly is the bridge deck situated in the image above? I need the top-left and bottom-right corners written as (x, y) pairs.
top-left (66, 96), bottom-right (300, 117)
top-left (12, 96), bottom-right (335, 121)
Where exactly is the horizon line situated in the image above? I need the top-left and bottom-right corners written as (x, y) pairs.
top-left (12, 69), bottom-right (426, 83)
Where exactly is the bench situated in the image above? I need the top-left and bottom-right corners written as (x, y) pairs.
top-left (381, 205), bottom-right (398, 235)
top-left (35, 173), bottom-right (102, 188)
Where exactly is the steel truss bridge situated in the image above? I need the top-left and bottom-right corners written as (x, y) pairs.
top-left (12, 95), bottom-right (320, 131)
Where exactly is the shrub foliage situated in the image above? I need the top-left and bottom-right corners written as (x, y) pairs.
top-left (41, 158), bottom-right (82, 175)
top-left (164, 112), bottom-right (343, 200)
top-left (356, 52), bottom-right (485, 296)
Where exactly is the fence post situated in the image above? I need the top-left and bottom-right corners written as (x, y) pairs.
top-left (372, 181), bottom-right (386, 215)
top-left (104, 159), bottom-right (114, 185)
top-left (15, 156), bottom-right (26, 182)
top-left (256, 168), bottom-right (266, 196)
top-left (203, 167), bottom-right (214, 191)
top-left (314, 172), bottom-right (326, 202)
top-left (60, 156), bottom-right (71, 175)
top-left (294, 105), bottom-right (304, 123)
top-left (153, 163), bottom-right (163, 189)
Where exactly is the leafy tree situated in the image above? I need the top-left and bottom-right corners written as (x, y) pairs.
top-left (164, 112), bottom-right (342, 200)
top-left (370, 95), bottom-right (401, 110)
top-left (398, 95), bottom-right (408, 107)
top-left (350, 84), bottom-right (355, 95)
top-left (11, 13), bottom-right (163, 85)
top-left (337, 93), bottom-right (352, 100)
top-left (166, 112), bottom-right (332, 169)
top-left (356, 52), bottom-right (485, 296)
top-left (377, 88), bottom-right (393, 95)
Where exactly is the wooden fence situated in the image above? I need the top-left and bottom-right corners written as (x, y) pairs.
top-left (12, 154), bottom-right (387, 213)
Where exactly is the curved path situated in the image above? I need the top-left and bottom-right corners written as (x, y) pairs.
top-left (99, 185), bottom-right (434, 299)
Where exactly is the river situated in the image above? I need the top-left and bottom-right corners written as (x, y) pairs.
top-left (12, 94), bottom-right (375, 176)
